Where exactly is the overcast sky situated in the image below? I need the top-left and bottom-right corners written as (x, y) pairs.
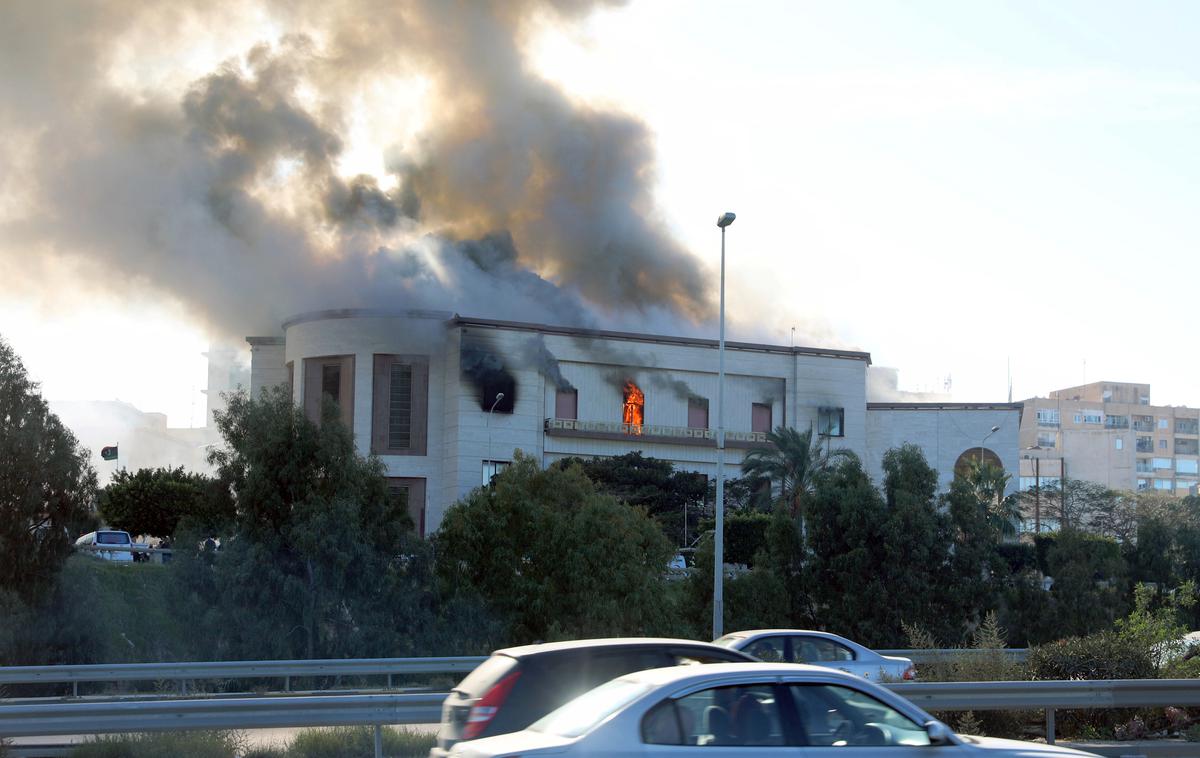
top-left (3, 0), bottom-right (1198, 426)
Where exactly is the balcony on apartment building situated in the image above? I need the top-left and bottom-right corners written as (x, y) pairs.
top-left (544, 418), bottom-right (769, 448)
top-left (1175, 420), bottom-right (1200, 435)
top-left (1133, 416), bottom-right (1155, 432)
top-left (1104, 415), bottom-right (1130, 429)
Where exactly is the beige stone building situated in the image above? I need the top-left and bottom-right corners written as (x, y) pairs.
top-left (1019, 381), bottom-right (1200, 505)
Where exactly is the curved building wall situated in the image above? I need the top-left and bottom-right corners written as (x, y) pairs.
top-left (284, 311), bottom-right (450, 534)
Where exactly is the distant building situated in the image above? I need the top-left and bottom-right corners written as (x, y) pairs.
top-left (248, 309), bottom-right (1020, 535)
top-left (50, 400), bottom-right (215, 479)
top-left (1019, 381), bottom-right (1200, 502)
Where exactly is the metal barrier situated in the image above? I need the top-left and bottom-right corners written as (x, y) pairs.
top-left (0, 657), bottom-right (485, 697)
top-left (888, 679), bottom-right (1200, 744)
top-left (0, 650), bottom-right (1025, 693)
top-left (0, 693), bottom-right (444, 758)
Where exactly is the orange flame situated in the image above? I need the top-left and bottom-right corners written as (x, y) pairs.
top-left (623, 381), bottom-right (644, 434)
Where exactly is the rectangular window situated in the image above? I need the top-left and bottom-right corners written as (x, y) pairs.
top-left (1176, 458), bottom-right (1199, 475)
top-left (1036, 432), bottom-right (1057, 448)
top-left (1153, 457), bottom-right (1173, 470)
top-left (1177, 438), bottom-right (1199, 455)
top-left (555, 388), bottom-right (578, 420)
top-left (371, 355), bottom-right (428, 456)
top-left (1155, 478), bottom-right (1173, 491)
top-left (1115, 438), bottom-right (1123, 450)
top-left (1137, 436), bottom-right (1154, 452)
top-left (1074, 414), bottom-right (1082, 424)
top-left (482, 460), bottom-right (510, 486)
top-left (1159, 418), bottom-right (1170, 429)
top-left (752, 403), bottom-right (773, 434)
top-left (1136, 458), bottom-right (1153, 473)
top-left (817, 407), bottom-right (843, 437)
top-left (388, 364), bottom-right (413, 449)
top-left (386, 477), bottom-right (427, 536)
top-left (1105, 415), bottom-right (1128, 429)
top-left (688, 397), bottom-right (709, 429)
top-left (303, 355), bottom-right (355, 431)
top-left (1176, 419), bottom-right (1200, 435)
top-left (1036, 408), bottom-right (1060, 426)
top-left (1160, 439), bottom-right (1169, 450)
top-left (1082, 410), bottom-right (1102, 424)
top-left (1134, 415), bottom-right (1154, 431)
top-left (1137, 479), bottom-right (1150, 491)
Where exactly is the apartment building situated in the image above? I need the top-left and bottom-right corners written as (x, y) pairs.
top-left (1019, 381), bottom-right (1200, 499)
top-left (249, 309), bottom-right (1020, 535)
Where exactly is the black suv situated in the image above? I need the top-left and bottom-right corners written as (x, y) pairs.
top-left (431, 638), bottom-right (756, 755)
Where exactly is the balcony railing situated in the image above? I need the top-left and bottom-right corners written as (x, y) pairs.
top-left (1133, 421), bottom-right (1155, 432)
top-left (1136, 441), bottom-right (1155, 453)
top-left (1175, 422), bottom-right (1199, 435)
top-left (545, 418), bottom-right (769, 446)
top-left (1104, 417), bottom-right (1129, 429)
top-left (1037, 419), bottom-right (1060, 428)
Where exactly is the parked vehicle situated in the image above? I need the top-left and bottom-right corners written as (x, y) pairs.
top-left (448, 662), bottom-right (1099, 757)
top-left (74, 530), bottom-right (136, 562)
top-left (715, 629), bottom-right (916, 681)
top-left (432, 638), bottom-right (755, 756)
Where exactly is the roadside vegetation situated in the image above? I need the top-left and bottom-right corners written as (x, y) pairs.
top-left (2, 335), bottom-right (1198, 740)
top-left (67, 727), bottom-right (434, 758)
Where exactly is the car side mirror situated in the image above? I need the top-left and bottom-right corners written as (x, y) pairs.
top-left (924, 720), bottom-right (953, 746)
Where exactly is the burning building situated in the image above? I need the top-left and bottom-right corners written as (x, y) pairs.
top-left (248, 309), bottom-right (1020, 535)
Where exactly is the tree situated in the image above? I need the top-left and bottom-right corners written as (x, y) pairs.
top-left (436, 453), bottom-right (675, 643)
top-left (196, 386), bottom-right (428, 660)
top-left (1034, 477), bottom-right (1120, 532)
top-left (740, 426), bottom-right (852, 534)
top-left (0, 336), bottom-right (97, 603)
top-left (101, 467), bottom-right (234, 538)
top-left (553, 452), bottom-right (707, 547)
top-left (963, 461), bottom-right (1022, 539)
top-left (878, 445), bottom-right (953, 640)
top-left (804, 454), bottom-right (894, 645)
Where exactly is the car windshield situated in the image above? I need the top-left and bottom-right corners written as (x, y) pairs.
top-left (712, 634), bottom-right (746, 648)
top-left (530, 678), bottom-right (652, 738)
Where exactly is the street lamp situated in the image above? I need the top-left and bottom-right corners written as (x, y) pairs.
top-left (485, 392), bottom-right (505, 485)
top-left (978, 424), bottom-right (1000, 466)
top-left (713, 211), bottom-right (735, 639)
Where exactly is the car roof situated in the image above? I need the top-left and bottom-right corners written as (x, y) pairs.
top-left (622, 661), bottom-right (863, 687)
top-left (494, 637), bottom-right (738, 658)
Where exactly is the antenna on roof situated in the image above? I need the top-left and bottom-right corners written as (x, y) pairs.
top-left (1007, 358), bottom-right (1012, 404)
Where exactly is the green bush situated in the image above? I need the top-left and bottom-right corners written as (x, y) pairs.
top-left (285, 727), bottom-right (435, 757)
top-left (69, 731), bottom-right (246, 757)
top-left (1028, 630), bottom-right (1154, 681)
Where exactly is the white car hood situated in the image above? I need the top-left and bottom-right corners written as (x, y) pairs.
top-left (450, 730), bottom-right (573, 757)
top-left (960, 735), bottom-right (1100, 757)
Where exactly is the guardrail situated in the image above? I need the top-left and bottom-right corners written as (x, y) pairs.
top-left (0, 693), bottom-right (444, 758)
top-left (4, 679), bottom-right (1199, 754)
top-left (0, 650), bottom-right (1029, 698)
top-left (0, 657), bottom-right (485, 696)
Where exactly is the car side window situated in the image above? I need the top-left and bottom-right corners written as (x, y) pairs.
top-left (786, 684), bottom-right (930, 747)
top-left (742, 636), bottom-right (787, 662)
top-left (794, 637), bottom-right (854, 663)
top-left (586, 651), bottom-right (667, 688)
top-left (662, 684), bottom-right (786, 747)
top-left (642, 700), bottom-right (684, 745)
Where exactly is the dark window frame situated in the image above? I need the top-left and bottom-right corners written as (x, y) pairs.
top-left (303, 355), bottom-right (355, 432)
top-left (818, 407), bottom-right (845, 438)
top-left (372, 354), bottom-right (429, 456)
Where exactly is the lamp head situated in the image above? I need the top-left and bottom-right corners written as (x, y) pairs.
top-left (716, 212), bottom-right (736, 228)
top-left (990, 425), bottom-right (1000, 433)
top-left (496, 392), bottom-right (505, 401)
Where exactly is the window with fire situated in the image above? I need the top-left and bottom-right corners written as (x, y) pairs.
top-left (623, 380), bottom-right (644, 433)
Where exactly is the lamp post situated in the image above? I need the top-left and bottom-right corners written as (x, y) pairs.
top-left (485, 392), bottom-right (504, 485)
top-left (713, 211), bottom-right (735, 640)
top-left (979, 424), bottom-right (1000, 466)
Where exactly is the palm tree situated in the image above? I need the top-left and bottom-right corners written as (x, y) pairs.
top-left (740, 426), bottom-right (854, 534)
top-left (966, 460), bottom-right (1022, 539)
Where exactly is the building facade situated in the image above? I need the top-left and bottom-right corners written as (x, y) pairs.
top-left (1019, 381), bottom-right (1200, 499)
top-left (249, 309), bottom-right (1020, 535)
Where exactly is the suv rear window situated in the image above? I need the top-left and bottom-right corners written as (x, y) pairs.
top-left (454, 654), bottom-right (518, 697)
top-left (97, 532), bottom-right (130, 545)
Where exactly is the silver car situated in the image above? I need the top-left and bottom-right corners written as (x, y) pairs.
top-left (717, 629), bottom-right (916, 681)
top-left (449, 662), bottom-right (1097, 757)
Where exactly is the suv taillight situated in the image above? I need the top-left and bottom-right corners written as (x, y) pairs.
top-left (902, 665), bottom-right (916, 681)
top-left (462, 670), bottom-right (522, 740)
